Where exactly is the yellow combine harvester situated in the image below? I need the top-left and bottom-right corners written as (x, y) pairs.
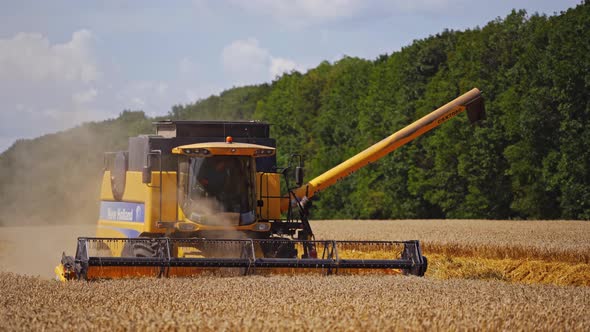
top-left (56, 88), bottom-right (485, 280)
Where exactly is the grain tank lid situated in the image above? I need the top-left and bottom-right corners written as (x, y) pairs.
top-left (153, 120), bottom-right (270, 139)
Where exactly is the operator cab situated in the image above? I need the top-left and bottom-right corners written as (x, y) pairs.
top-left (172, 140), bottom-right (275, 227)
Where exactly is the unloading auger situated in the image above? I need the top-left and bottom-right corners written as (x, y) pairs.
top-left (56, 88), bottom-right (484, 281)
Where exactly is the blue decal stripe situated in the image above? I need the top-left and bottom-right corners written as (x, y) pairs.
top-left (99, 201), bottom-right (145, 223)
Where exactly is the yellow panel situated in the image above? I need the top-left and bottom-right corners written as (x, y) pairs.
top-left (255, 172), bottom-right (281, 220)
top-left (98, 170), bottom-right (177, 236)
top-left (100, 171), bottom-right (155, 202)
top-left (100, 171), bottom-right (115, 200)
top-left (144, 171), bottom-right (178, 233)
top-left (123, 172), bottom-right (150, 201)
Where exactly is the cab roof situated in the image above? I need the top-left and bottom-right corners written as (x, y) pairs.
top-left (172, 142), bottom-right (275, 157)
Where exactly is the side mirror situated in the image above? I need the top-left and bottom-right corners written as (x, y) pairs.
top-left (142, 165), bottom-right (152, 184)
top-left (295, 166), bottom-right (304, 187)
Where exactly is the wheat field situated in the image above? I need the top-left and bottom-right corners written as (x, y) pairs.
top-left (1, 272), bottom-right (589, 331)
top-left (311, 219), bottom-right (590, 286)
top-left (1, 219), bottom-right (589, 330)
top-left (311, 219), bottom-right (590, 262)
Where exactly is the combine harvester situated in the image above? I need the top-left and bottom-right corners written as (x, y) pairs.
top-left (56, 88), bottom-right (484, 280)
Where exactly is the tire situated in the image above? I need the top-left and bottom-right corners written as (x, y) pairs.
top-left (121, 240), bottom-right (158, 258)
top-left (260, 240), bottom-right (298, 258)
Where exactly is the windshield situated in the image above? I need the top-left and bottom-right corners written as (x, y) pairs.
top-left (179, 155), bottom-right (255, 224)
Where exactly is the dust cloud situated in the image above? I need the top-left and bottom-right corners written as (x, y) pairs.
top-left (0, 224), bottom-right (96, 278)
top-left (180, 177), bottom-right (254, 240)
top-left (0, 122), bottom-right (117, 227)
top-left (0, 122), bottom-right (112, 277)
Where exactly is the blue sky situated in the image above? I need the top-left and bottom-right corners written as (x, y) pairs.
top-left (0, 0), bottom-right (581, 152)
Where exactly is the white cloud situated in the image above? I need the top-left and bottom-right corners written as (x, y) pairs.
top-left (177, 56), bottom-right (224, 103)
top-left (222, 38), bottom-right (303, 85)
top-left (264, 0), bottom-right (360, 19)
top-left (0, 29), bottom-right (99, 83)
top-left (393, 0), bottom-right (458, 12)
top-left (0, 30), bottom-right (103, 152)
top-left (231, 0), bottom-right (363, 27)
top-left (72, 88), bottom-right (98, 104)
top-left (270, 57), bottom-right (302, 79)
top-left (117, 80), bottom-right (169, 110)
top-left (222, 38), bottom-right (270, 83)
top-left (231, 0), bottom-right (462, 27)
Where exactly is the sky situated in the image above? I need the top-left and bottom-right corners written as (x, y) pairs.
top-left (0, 0), bottom-right (581, 152)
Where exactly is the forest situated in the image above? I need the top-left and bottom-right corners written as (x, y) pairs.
top-left (0, 2), bottom-right (588, 225)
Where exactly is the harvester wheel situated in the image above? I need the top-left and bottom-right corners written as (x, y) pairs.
top-left (260, 241), bottom-right (298, 258)
top-left (277, 244), bottom-right (298, 258)
top-left (122, 241), bottom-right (158, 258)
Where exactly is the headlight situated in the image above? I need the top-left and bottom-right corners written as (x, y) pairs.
top-left (183, 148), bottom-right (210, 156)
top-left (254, 149), bottom-right (274, 156)
top-left (254, 223), bottom-right (271, 232)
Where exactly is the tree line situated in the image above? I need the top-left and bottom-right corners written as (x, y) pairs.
top-left (254, 4), bottom-right (589, 220)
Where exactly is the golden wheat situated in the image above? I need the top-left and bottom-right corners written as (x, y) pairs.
top-left (311, 219), bottom-right (590, 286)
top-left (427, 254), bottom-right (590, 286)
top-left (311, 219), bottom-right (590, 263)
top-left (1, 220), bottom-right (589, 330)
top-left (0, 272), bottom-right (588, 331)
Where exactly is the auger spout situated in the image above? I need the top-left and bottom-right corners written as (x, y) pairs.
top-left (281, 88), bottom-right (485, 213)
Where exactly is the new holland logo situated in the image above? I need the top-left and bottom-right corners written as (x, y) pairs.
top-left (100, 201), bottom-right (145, 222)
top-left (106, 208), bottom-right (134, 221)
